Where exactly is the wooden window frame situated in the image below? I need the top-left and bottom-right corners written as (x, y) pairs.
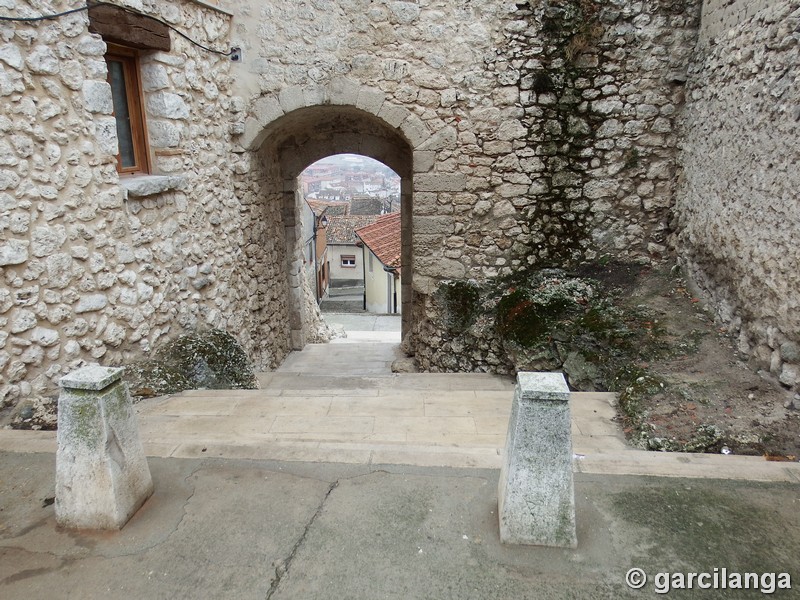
top-left (341, 255), bottom-right (357, 268)
top-left (105, 44), bottom-right (150, 175)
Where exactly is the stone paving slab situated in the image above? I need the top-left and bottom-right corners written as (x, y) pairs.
top-left (322, 313), bottom-right (401, 332)
top-left (2, 339), bottom-right (797, 483)
top-left (331, 331), bottom-right (402, 342)
top-left (258, 371), bottom-right (516, 391)
top-left (3, 389), bottom-right (799, 482)
top-left (327, 395), bottom-right (424, 417)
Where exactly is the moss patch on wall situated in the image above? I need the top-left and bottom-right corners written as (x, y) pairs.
top-left (434, 265), bottom-right (670, 388)
top-left (519, 0), bottom-right (606, 266)
top-left (434, 280), bottom-right (481, 336)
top-left (125, 328), bottom-right (259, 398)
top-left (431, 263), bottom-right (735, 452)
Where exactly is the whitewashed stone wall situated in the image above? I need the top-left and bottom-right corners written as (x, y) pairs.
top-left (676, 0), bottom-right (800, 391)
top-left (0, 0), bottom-right (293, 423)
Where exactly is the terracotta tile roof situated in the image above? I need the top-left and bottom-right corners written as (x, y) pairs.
top-left (355, 212), bottom-right (402, 271)
top-left (326, 215), bottom-right (379, 245)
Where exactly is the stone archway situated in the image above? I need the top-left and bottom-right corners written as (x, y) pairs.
top-left (239, 81), bottom-right (441, 350)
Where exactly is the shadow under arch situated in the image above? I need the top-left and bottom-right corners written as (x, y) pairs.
top-left (251, 104), bottom-right (414, 350)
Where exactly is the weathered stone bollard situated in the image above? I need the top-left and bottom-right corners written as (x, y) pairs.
top-left (56, 366), bottom-right (153, 529)
top-left (498, 372), bottom-right (577, 548)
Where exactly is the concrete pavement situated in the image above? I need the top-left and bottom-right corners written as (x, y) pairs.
top-left (2, 341), bottom-right (799, 482)
top-left (0, 452), bottom-right (798, 599)
top-left (322, 312), bottom-right (401, 342)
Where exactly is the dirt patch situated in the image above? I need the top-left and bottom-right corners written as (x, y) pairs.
top-left (463, 262), bottom-right (799, 458)
top-left (614, 266), bottom-right (799, 459)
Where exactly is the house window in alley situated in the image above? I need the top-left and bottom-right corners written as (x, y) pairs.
top-left (105, 45), bottom-right (150, 174)
top-left (341, 255), bottom-right (356, 268)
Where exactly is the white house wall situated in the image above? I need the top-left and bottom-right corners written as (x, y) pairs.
top-left (328, 244), bottom-right (363, 288)
top-left (363, 247), bottom-right (400, 315)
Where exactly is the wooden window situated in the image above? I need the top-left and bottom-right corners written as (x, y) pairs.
top-left (105, 45), bottom-right (149, 174)
top-left (341, 255), bottom-right (356, 268)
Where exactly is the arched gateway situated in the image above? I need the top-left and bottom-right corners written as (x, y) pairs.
top-left (239, 80), bottom-right (449, 352)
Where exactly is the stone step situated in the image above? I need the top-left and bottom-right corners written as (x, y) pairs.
top-left (257, 371), bottom-right (517, 391)
top-left (127, 390), bottom-right (621, 471)
top-left (330, 332), bottom-right (401, 343)
top-left (5, 429), bottom-right (799, 482)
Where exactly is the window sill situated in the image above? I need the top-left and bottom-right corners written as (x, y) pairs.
top-left (119, 175), bottom-right (185, 200)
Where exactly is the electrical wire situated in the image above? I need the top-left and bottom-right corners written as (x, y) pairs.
top-left (0, 1), bottom-right (234, 56)
top-left (0, 4), bottom-right (88, 21)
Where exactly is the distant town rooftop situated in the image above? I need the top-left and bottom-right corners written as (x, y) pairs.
top-left (326, 215), bottom-right (380, 245)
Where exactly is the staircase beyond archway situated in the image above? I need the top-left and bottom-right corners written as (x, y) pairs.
top-left (127, 339), bottom-right (632, 471)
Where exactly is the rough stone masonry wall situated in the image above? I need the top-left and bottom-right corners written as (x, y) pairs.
top-left (675, 0), bottom-right (800, 391)
top-left (229, 0), bottom-right (701, 373)
top-left (0, 0), bottom-right (291, 423)
top-left (413, 0), bottom-right (701, 372)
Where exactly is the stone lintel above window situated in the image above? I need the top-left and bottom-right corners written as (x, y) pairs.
top-left (88, 4), bottom-right (171, 52)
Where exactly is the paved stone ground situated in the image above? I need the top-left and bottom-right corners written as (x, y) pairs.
top-left (0, 452), bottom-right (798, 599)
top-left (322, 312), bottom-right (401, 333)
top-left (320, 286), bottom-right (365, 313)
top-left (3, 342), bottom-right (798, 482)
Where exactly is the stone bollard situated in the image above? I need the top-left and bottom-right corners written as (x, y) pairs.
top-left (56, 366), bottom-right (153, 530)
top-left (498, 372), bottom-right (577, 548)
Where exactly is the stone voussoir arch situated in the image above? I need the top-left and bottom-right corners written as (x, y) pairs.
top-left (239, 78), bottom-right (458, 173)
top-left (236, 79), bottom-right (460, 349)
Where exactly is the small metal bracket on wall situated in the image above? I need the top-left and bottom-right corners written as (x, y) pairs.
top-left (230, 47), bottom-right (242, 62)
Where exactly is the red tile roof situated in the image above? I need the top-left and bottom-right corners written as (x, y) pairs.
top-left (355, 212), bottom-right (402, 271)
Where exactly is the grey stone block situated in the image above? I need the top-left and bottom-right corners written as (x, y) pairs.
top-left (414, 173), bottom-right (466, 192)
top-left (356, 87), bottom-right (385, 115)
top-left (412, 150), bottom-right (435, 174)
top-left (253, 95), bottom-right (285, 127)
top-left (279, 86), bottom-right (306, 113)
top-left (56, 366), bottom-right (153, 529)
top-left (498, 372), bottom-right (577, 548)
top-left (378, 103), bottom-right (411, 129)
top-left (328, 77), bottom-right (360, 106)
top-left (400, 113), bottom-right (430, 147)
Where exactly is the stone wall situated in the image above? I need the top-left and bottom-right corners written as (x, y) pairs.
top-left (3, 0), bottom-right (795, 418)
top-left (411, 0), bottom-right (702, 371)
top-left (0, 0), bottom-right (293, 423)
top-left (698, 0), bottom-right (778, 43)
top-left (675, 0), bottom-right (800, 391)
top-left (228, 0), bottom-right (702, 372)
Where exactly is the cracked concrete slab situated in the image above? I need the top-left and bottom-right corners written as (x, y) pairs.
top-left (0, 453), bottom-right (334, 599)
top-left (1, 453), bottom-right (798, 599)
top-left (254, 469), bottom-right (800, 600)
